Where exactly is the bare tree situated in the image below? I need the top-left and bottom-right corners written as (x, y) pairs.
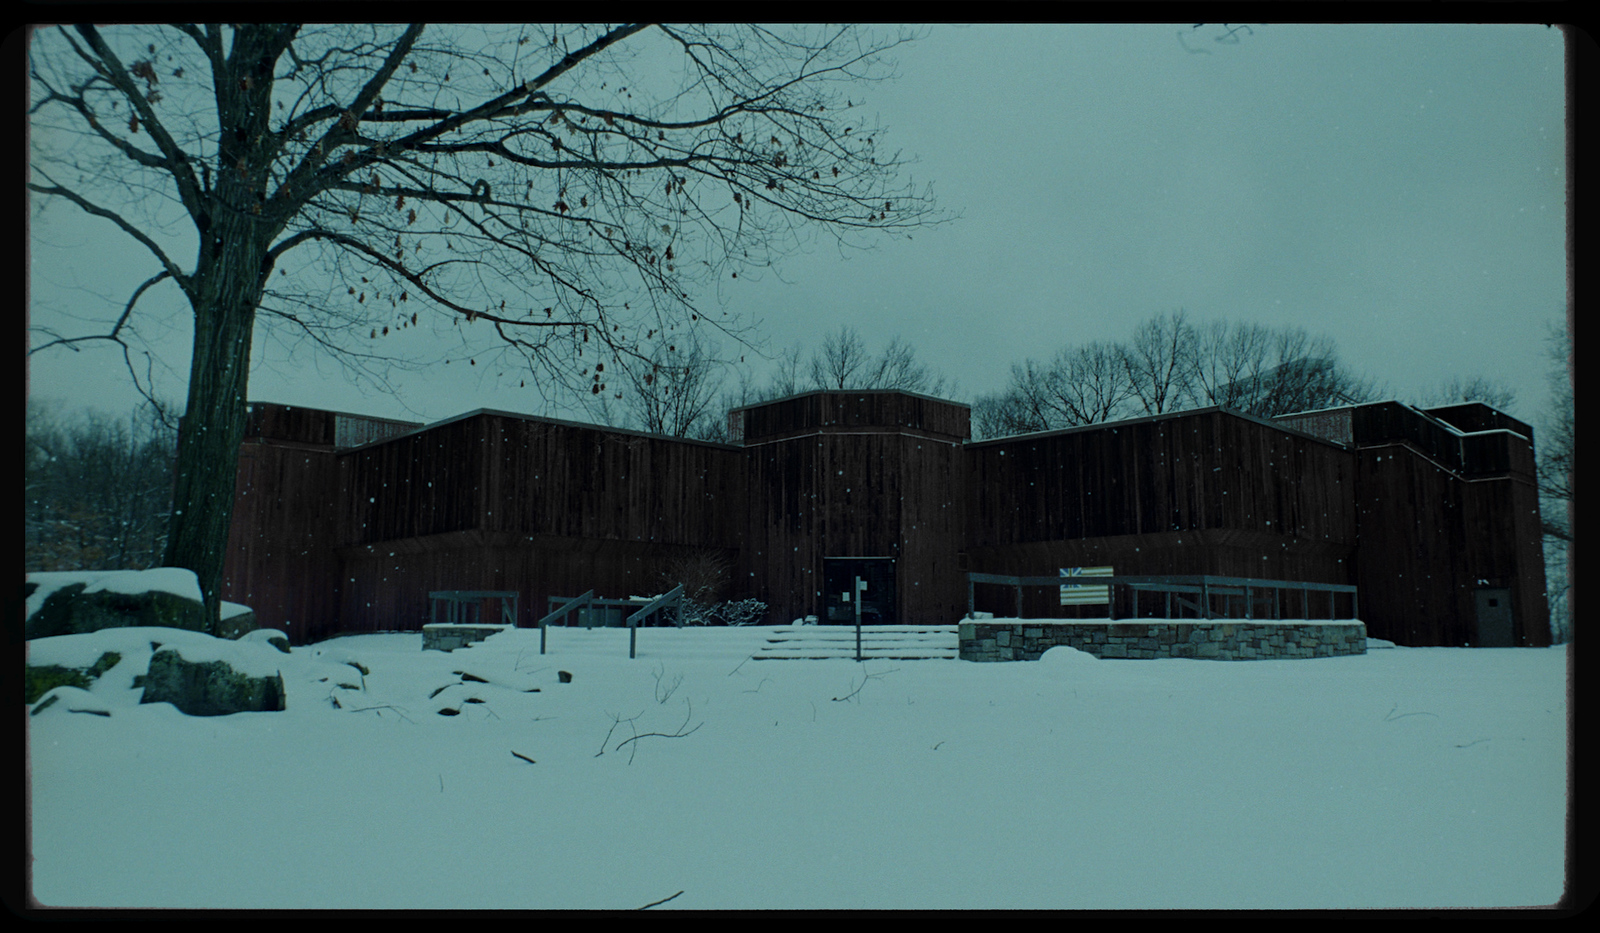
top-left (1119, 310), bottom-right (1197, 416)
top-left (760, 343), bottom-right (808, 400)
top-left (28, 24), bottom-right (942, 624)
top-left (802, 324), bottom-right (947, 393)
top-left (807, 325), bottom-right (873, 389)
top-left (973, 315), bottom-right (1380, 440)
top-left (971, 363), bottom-right (1053, 440)
top-left (1191, 320), bottom-right (1378, 417)
top-left (1418, 375), bottom-right (1518, 413)
top-left (866, 335), bottom-right (948, 395)
top-left (615, 337), bottom-right (728, 440)
top-left (972, 341), bottom-right (1134, 439)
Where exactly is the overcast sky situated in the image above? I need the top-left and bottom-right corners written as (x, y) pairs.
top-left (27, 23), bottom-right (1569, 429)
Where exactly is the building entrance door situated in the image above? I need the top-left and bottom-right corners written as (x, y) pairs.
top-left (1474, 587), bottom-right (1514, 647)
top-left (823, 557), bottom-right (896, 625)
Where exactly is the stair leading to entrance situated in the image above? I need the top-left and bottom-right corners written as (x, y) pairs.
top-left (755, 624), bottom-right (958, 660)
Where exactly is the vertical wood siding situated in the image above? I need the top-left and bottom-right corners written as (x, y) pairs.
top-left (225, 395), bottom-right (1546, 647)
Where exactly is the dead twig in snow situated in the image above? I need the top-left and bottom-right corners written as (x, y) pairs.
top-left (727, 656), bottom-right (750, 677)
top-left (637, 890), bottom-right (684, 909)
top-left (596, 709), bottom-right (646, 757)
top-left (1383, 704), bottom-right (1439, 722)
top-left (652, 662), bottom-right (683, 704)
top-left (613, 698), bottom-right (701, 764)
top-left (511, 750), bottom-right (537, 764)
top-left (831, 666), bottom-right (898, 703)
top-left (342, 702), bottom-right (416, 723)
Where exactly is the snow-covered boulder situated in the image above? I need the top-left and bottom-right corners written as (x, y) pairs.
top-left (1039, 644), bottom-right (1100, 665)
top-left (240, 628), bottom-right (291, 653)
top-left (215, 601), bottom-right (260, 640)
top-left (140, 642), bottom-right (286, 716)
top-left (25, 570), bottom-right (208, 640)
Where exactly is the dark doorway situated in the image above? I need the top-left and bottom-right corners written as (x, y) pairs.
top-left (1474, 587), bottom-right (1514, 647)
top-left (823, 558), bottom-right (897, 625)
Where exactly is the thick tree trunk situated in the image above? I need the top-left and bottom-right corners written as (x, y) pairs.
top-left (162, 27), bottom-right (284, 632)
top-left (164, 303), bottom-right (257, 629)
top-left (164, 231), bottom-right (267, 631)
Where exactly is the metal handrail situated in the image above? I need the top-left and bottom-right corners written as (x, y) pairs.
top-left (626, 584), bottom-right (684, 659)
top-left (538, 590), bottom-right (593, 654)
top-left (966, 573), bottom-right (1358, 622)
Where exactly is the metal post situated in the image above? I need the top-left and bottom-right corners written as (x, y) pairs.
top-left (967, 578), bottom-right (975, 620)
top-left (1202, 578), bottom-right (1211, 620)
top-left (1015, 583), bottom-right (1022, 620)
top-left (630, 618), bottom-right (637, 659)
top-left (854, 576), bottom-right (865, 663)
top-left (1245, 586), bottom-right (1252, 620)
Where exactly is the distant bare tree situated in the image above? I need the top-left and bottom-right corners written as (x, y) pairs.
top-left (973, 314), bottom-right (1380, 440)
top-left (804, 325), bottom-right (947, 394)
top-left (868, 335), bottom-right (948, 395)
top-left (971, 362), bottom-right (1054, 439)
top-left (766, 343), bottom-right (808, 399)
top-left (1119, 310), bottom-right (1198, 416)
top-left (612, 337), bottom-right (728, 440)
top-left (1191, 321), bottom-right (1379, 417)
top-left (1051, 341), bottom-right (1137, 423)
top-left (1418, 375), bottom-right (1518, 413)
top-left (808, 325), bottom-right (872, 390)
top-left (1189, 319), bottom-right (1274, 410)
top-left (972, 341), bottom-right (1136, 439)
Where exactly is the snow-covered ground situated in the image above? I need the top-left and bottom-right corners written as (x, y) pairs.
top-left (26, 624), bottom-right (1569, 909)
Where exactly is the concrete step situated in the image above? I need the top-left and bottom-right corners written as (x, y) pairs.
top-left (755, 624), bottom-right (958, 660)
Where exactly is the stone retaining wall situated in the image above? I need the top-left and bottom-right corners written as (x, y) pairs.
top-left (959, 619), bottom-right (1366, 661)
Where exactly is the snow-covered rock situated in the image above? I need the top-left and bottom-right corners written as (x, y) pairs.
top-left (25, 569), bottom-right (208, 639)
top-left (140, 643), bottom-right (287, 716)
top-left (240, 628), bottom-right (291, 653)
top-left (1039, 644), bottom-right (1100, 665)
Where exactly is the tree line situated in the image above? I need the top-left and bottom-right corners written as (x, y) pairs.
top-left (969, 310), bottom-right (1388, 439)
top-left (588, 323), bottom-right (949, 442)
top-left (26, 401), bottom-right (177, 573)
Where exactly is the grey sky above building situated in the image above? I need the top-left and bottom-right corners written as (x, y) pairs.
top-left (27, 23), bottom-right (1569, 428)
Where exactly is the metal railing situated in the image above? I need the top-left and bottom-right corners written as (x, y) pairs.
top-left (537, 586), bottom-right (685, 657)
top-left (430, 590), bottom-right (519, 626)
top-left (626, 585), bottom-right (684, 659)
top-left (537, 590), bottom-right (593, 654)
top-left (966, 573), bottom-right (1358, 622)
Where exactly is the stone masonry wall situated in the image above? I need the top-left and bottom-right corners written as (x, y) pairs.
top-left (959, 620), bottom-right (1366, 661)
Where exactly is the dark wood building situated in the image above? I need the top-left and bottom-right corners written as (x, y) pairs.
top-left (223, 390), bottom-right (1550, 648)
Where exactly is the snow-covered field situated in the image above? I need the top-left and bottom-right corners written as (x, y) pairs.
top-left (27, 624), bottom-right (1569, 909)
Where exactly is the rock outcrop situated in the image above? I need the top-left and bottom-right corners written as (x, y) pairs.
top-left (140, 646), bottom-right (286, 716)
top-left (25, 570), bottom-right (208, 639)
